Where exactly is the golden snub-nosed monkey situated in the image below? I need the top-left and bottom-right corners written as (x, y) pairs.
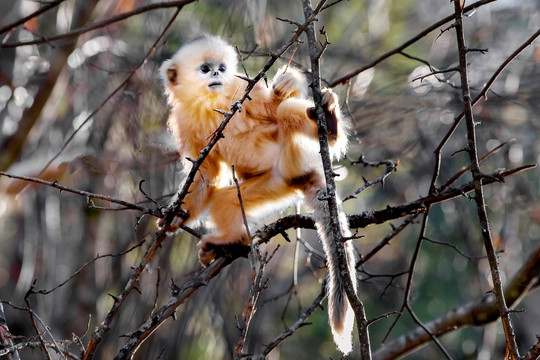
top-left (160, 35), bottom-right (357, 354)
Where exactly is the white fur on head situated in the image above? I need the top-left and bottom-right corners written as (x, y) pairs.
top-left (160, 35), bottom-right (238, 88)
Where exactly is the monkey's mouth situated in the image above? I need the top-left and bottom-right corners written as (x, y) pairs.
top-left (208, 81), bottom-right (223, 90)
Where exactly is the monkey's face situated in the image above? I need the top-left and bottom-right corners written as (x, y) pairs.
top-left (197, 59), bottom-right (229, 92)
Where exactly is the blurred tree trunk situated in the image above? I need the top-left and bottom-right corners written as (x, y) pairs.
top-left (0, 0), bottom-right (100, 171)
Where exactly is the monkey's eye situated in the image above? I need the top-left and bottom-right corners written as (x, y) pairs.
top-left (200, 64), bottom-right (211, 73)
top-left (218, 64), bottom-right (226, 73)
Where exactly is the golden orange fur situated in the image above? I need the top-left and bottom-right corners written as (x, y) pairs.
top-left (161, 35), bottom-right (355, 354)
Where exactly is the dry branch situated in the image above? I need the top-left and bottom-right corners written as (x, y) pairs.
top-left (372, 242), bottom-right (540, 359)
top-left (328, 0), bottom-right (496, 87)
top-left (452, 1), bottom-right (519, 357)
top-left (0, 0), bottom-right (198, 48)
top-left (302, 0), bottom-right (371, 357)
top-left (0, 171), bottom-right (160, 217)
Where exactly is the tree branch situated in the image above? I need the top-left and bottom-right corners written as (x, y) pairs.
top-left (0, 0), bottom-right (198, 48)
top-left (328, 0), bottom-right (496, 87)
top-left (302, 0), bottom-right (371, 357)
top-left (372, 241), bottom-right (540, 359)
top-left (452, 1), bottom-right (519, 357)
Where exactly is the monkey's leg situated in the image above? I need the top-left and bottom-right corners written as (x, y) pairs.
top-left (159, 163), bottom-right (219, 233)
top-left (198, 172), bottom-right (297, 266)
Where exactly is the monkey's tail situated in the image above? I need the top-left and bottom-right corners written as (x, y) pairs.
top-left (312, 189), bottom-right (357, 355)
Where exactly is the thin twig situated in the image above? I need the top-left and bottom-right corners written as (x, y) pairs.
top-left (0, 171), bottom-right (160, 217)
top-left (373, 242), bottom-right (540, 359)
top-left (328, 0), bottom-right (496, 87)
top-left (255, 287), bottom-right (326, 359)
top-left (429, 27), bottom-right (540, 194)
top-left (0, 0), bottom-right (66, 36)
top-left (34, 241), bottom-right (145, 295)
top-left (452, 1), bottom-right (520, 358)
top-left (0, 0), bottom-right (198, 48)
top-left (302, 0), bottom-right (371, 358)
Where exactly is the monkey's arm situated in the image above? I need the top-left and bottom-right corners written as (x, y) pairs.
top-left (276, 88), bottom-right (341, 141)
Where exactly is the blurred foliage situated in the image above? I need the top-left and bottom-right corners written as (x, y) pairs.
top-left (0, 0), bottom-right (539, 359)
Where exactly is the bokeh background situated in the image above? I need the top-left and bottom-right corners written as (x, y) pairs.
top-left (0, 0), bottom-right (539, 359)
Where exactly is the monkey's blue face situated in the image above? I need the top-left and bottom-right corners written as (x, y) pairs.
top-left (197, 59), bottom-right (228, 91)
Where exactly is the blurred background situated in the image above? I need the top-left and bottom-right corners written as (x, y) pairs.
top-left (0, 0), bottom-right (539, 359)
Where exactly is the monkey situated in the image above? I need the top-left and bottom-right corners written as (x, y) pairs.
top-left (160, 35), bottom-right (357, 354)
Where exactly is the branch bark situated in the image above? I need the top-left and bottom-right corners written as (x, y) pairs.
top-left (302, 0), bottom-right (371, 357)
top-left (372, 241), bottom-right (540, 359)
top-left (328, 0), bottom-right (496, 87)
top-left (452, 1), bottom-right (520, 358)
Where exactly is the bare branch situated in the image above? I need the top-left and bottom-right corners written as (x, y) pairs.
top-left (33, 241), bottom-right (145, 295)
top-left (373, 242), bottom-right (540, 359)
top-left (0, 0), bottom-right (198, 48)
top-left (302, 0), bottom-right (371, 357)
top-left (0, 0), bottom-right (66, 36)
top-left (328, 0), bottom-right (497, 87)
top-left (0, 171), bottom-right (160, 216)
top-left (452, 1), bottom-right (519, 357)
top-left (112, 257), bottom-right (231, 360)
top-left (0, 302), bottom-right (21, 360)
top-left (255, 287), bottom-right (326, 359)
top-left (429, 28), bottom-right (540, 194)
top-left (343, 156), bottom-right (398, 201)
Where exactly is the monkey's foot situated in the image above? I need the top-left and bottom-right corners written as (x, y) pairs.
top-left (198, 236), bottom-right (250, 267)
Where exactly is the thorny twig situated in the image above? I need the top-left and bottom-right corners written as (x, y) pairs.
top-left (373, 242), bottom-right (540, 359)
top-left (0, 171), bottom-right (161, 216)
top-left (302, 0), bottom-right (371, 358)
top-left (253, 286), bottom-right (326, 359)
top-left (343, 155), bottom-right (398, 201)
top-left (452, 0), bottom-right (519, 357)
top-left (234, 249), bottom-right (277, 358)
top-left (82, 6), bottom-right (186, 359)
top-left (328, 0), bottom-right (496, 87)
top-left (0, 0), bottom-right (198, 48)
top-left (0, 302), bottom-right (21, 360)
top-left (429, 27), bottom-right (540, 194)
top-left (381, 214), bottom-right (453, 359)
top-left (33, 241), bottom-right (145, 295)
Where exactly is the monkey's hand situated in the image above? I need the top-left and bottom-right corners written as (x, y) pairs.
top-left (272, 72), bottom-right (305, 99)
top-left (198, 235), bottom-right (250, 267)
top-left (307, 89), bottom-right (339, 140)
top-left (157, 208), bottom-right (189, 233)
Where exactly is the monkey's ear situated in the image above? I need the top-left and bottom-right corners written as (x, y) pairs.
top-left (166, 65), bottom-right (178, 85)
top-left (160, 59), bottom-right (178, 86)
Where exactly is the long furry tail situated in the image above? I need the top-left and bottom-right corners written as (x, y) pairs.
top-left (312, 188), bottom-right (357, 355)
